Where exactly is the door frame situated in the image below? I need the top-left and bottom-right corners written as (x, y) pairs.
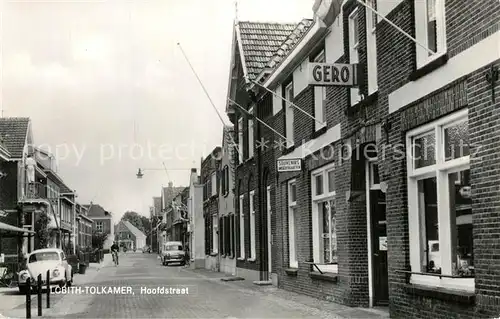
top-left (365, 159), bottom-right (382, 307)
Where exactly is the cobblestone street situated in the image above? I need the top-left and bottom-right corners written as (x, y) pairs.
top-left (22, 253), bottom-right (388, 318)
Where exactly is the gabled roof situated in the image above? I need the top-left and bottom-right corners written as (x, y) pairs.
top-left (236, 21), bottom-right (300, 81)
top-left (264, 19), bottom-right (314, 73)
top-left (162, 186), bottom-right (185, 210)
top-left (0, 118), bottom-right (30, 159)
top-left (121, 220), bottom-right (146, 239)
top-left (85, 204), bottom-right (112, 218)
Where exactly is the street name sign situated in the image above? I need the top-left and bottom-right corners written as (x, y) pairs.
top-left (277, 159), bottom-right (302, 172)
top-left (309, 63), bottom-right (358, 86)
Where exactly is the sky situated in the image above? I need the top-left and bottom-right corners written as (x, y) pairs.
top-left (0, 0), bottom-right (314, 224)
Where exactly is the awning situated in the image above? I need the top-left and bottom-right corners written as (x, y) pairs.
top-left (0, 222), bottom-right (35, 234)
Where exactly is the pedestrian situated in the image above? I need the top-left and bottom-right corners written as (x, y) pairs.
top-left (184, 246), bottom-right (190, 268)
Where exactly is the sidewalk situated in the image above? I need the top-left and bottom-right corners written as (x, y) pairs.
top-left (181, 268), bottom-right (390, 319)
top-left (0, 254), bottom-right (113, 319)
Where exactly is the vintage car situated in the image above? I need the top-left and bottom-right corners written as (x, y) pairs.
top-left (18, 248), bottom-right (73, 293)
top-left (161, 241), bottom-right (184, 266)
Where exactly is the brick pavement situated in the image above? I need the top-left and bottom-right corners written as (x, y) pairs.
top-left (32, 253), bottom-right (389, 319)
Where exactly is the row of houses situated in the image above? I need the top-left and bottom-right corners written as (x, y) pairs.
top-left (0, 118), bottom-right (115, 278)
top-left (154, 0), bottom-right (500, 317)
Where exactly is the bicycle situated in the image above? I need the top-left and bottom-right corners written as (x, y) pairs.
top-left (112, 251), bottom-right (119, 266)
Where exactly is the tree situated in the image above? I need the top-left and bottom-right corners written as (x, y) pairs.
top-left (121, 211), bottom-right (145, 232)
top-left (140, 216), bottom-right (151, 233)
top-left (92, 230), bottom-right (108, 249)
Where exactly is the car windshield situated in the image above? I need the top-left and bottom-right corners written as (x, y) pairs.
top-left (165, 245), bottom-right (182, 251)
top-left (29, 252), bottom-right (59, 263)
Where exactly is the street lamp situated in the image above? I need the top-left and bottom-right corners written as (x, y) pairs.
top-left (135, 166), bottom-right (192, 179)
top-left (136, 169), bottom-right (144, 179)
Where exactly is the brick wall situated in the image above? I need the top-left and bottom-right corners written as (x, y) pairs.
top-left (201, 150), bottom-right (220, 256)
top-left (0, 161), bottom-right (21, 256)
top-left (375, 0), bottom-right (500, 317)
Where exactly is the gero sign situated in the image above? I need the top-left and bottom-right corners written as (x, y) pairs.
top-left (309, 63), bottom-right (358, 86)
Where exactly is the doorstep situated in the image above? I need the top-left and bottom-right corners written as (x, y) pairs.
top-left (253, 280), bottom-right (272, 286)
top-left (221, 277), bottom-right (245, 282)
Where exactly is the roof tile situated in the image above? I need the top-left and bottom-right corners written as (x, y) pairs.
top-left (0, 118), bottom-right (30, 159)
top-left (237, 21), bottom-right (299, 80)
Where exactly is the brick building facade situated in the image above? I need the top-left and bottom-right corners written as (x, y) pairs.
top-left (221, 0), bottom-right (500, 317)
top-left (218, 126), bottom-right (237, 276)
top-left (202, 147), bottom-right (221, 271)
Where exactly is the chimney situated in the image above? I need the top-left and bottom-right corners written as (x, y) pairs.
top-left (190, 168), bottom-right (198, 185)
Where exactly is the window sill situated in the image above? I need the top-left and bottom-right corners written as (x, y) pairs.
top-left (247, 258), bottom-right (256, 262)
top-left (285, 268), bottom-right (298, 276)
top-left (237, 257), bottom-right (245, 261)
top-left (404, 284), bottom-right (475, 305)
top-left (346, 91), bottom-right (379, 116)
top-left (228, 255), bottom-right (235, 259)
top-left (409, 54), bottom-right (448, 81)
top-left (210, 252), bottom-right (218, 257)
top-left (309, 272), bottom-right (338, 283)
top-left (311, 126), bottom-right (327, 139)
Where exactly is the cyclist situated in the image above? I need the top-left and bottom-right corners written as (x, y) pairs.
top-left (183, 246), bottom-right (190, 267)
top-left (110, 241), bottom-right (120, 266)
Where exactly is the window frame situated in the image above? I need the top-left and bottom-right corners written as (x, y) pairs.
top-left (96, 221), bottom-right (103, 232)
top-left (311, 163), bottom-right (337, 274)
top-left (211, 172), bottom-right (217, 197)
top-left (365, 0), bottom-right (378, 95)
top-left (238, 117), bottom-right (244, 163)
top-left (288, 179), bottom-right (298, 268)
top-left (414, 0), bottom-right (447, 68)
top-left (284, 82), bottom-right (294, 148)
top-left (348, 8), bottom-right (361, 105)
top-left (248, 107), bottom-right (254, 159)
top-left (238, 195), bottom-right (245, 259)
top-left (212, 214), bottom-right (218, 254)
top-left (313, 50), bottom-right (327, 131)
top-left (406, 108), bottom-right (473, 292)
top-left (249, 190), bottom-right (256, 260)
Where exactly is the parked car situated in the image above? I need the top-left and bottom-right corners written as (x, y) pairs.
top-left (18, 248), bottom-right (73, 294)
top-left (161, 242), bottom-right (184, 266)
top-left (142, 245), bottom-right (151, 253)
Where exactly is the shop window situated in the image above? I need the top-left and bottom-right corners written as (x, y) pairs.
top-left (311, 163), bottom-right (337, 273)
top-left (414, 0), bottom-right (447, 68)
top-left (288, 180), bottom-right (298, 268)
top-left (249, 191), bottom-right (256, 260)
top-left (238, 195), bottom-right (245, 259)
top-left (406, 109), bottom-right (473, 291)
